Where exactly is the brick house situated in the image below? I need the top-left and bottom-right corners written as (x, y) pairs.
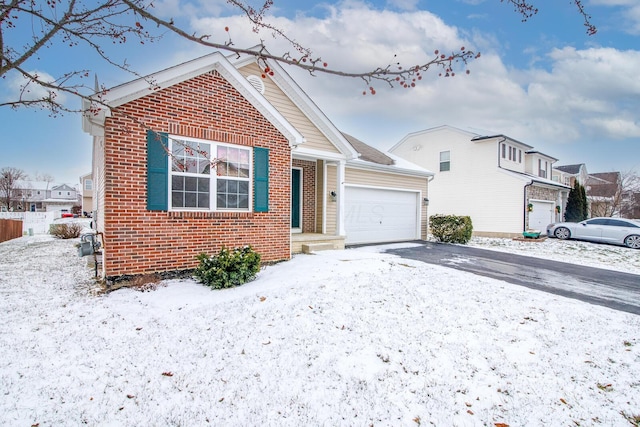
top-left (83, 50), bottom-right (432, 280)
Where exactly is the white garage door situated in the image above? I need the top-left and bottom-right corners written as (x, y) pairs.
top-left (529, 201), bottom-right (555, 231)
top-left (345, 186), bottom-right (419, 244)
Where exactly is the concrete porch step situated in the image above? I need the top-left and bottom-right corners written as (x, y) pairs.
top-left (301, 242), bottom-right (336, 253)
top-left (292, 233), bottom-right (345, 254)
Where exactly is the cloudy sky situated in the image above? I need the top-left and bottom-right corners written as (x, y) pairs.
top-left (1, 0), bottom-right (639, 184)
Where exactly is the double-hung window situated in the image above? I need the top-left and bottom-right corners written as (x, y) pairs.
top-left (169, 137), bottom-right (251, 211)
top-left (439, 150), bottom-right (451, 172)
top-left (216, 145), bottom-right (250, 209)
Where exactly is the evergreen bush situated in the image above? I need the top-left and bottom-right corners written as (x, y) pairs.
top-left (194, 246), bottom-right (261, 289)
top-left (429, 214), bottom-right (473, 244)
top-left (565, 181), bottom-right (588, 222)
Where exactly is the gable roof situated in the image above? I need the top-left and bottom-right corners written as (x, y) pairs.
top-left (82, 51), bottom-right (304, 147)
top-left (471, 134), bottom-right (534, 150)
top-left (588, 183), bottom-right (619, 198)
top-left (230, 48), bottom-right (359, 161)
top-left (555, 164), bottom-right (585, 175)
top-left (525, 150), bottom-right (558, 162)
top-left (587, 172), bottom-right (621, 198)
top-left (589, 172), bottom-right (620, 184)
top-left (15, 181), bottom-right (77, 192)
top-left (390, 125), bottom-right (480, 151)
top-left (341, 133), bottom-right (395, 166)
top-left (391, 125), bottom-right (535, 151)
top-left (343, 133), bottom-right (433, 177)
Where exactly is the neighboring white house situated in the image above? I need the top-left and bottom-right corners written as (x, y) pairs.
top-left (11, 181), bottom-right (80, 213)
top-left (554, 164), bottom-right (589, 187)
top-left (552, 167), bottom-right (573, 187)
top-left (389, 125), bottom-right (571, 237)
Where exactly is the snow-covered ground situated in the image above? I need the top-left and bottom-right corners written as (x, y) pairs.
top-left (1, 226), bottom-right (639, 426)
top-left (466, 236), bottom-right (640, 275)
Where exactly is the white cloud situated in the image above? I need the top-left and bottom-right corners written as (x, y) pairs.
top-left (180, 1), bottom-right (639, 170)
top-left (584, 118), bottom-right (640, 139)
top-left (589, 0), bottom-right (640, 35)
top-left (5, 70), bottom-right (67, 106)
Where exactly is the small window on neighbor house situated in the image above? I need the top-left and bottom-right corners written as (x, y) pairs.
top-left (439, 151), bottom-right (450, 172)
top-left (501, 144), bottom-right (506, 158)
top-left (518, 150), bottom-right (522, 163)
top-left (85, 179), bottom-right (93, 190)
top-left (538, 159), bottom-right (547, 178)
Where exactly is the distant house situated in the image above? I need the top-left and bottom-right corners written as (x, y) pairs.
top-left (82, 48), bottom-right (433, 280)
top-left (554, 164), bottom-right (589, 187)
top-left (390, 125), bottom-right (570, 237)
top-left (80, 173), bottom-right (93, 215)
top-left (586, 172), bottom-right (622, 217)
top-left (11, 181), bottom-right (79, 213)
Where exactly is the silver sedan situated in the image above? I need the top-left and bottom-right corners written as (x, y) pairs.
top-left (546, 217), bottom-right (640, 249)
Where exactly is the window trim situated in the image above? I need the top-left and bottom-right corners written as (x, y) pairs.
top-left (167, 135), bottom-right (253, 213)
top-left (439, 150), bottom-right (451, 172)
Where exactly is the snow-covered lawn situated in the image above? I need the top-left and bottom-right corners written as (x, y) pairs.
top-left (1, 231), bottom-right (639, 426)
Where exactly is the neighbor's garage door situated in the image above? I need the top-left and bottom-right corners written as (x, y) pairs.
top-left (344, 186), bottom-right (419, 244)
top-left (529, 200), bottom-right (555, 231)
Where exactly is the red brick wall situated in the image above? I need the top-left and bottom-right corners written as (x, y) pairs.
top-left (292, 159), bottom-right (316, 233)
top-left (103, 71), bottom-right (291, 278)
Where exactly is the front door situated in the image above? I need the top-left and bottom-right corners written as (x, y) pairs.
top-left (291, 168), bottom-right (302, 231)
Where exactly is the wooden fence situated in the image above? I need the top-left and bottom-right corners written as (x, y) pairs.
top-left (0, 219), bottom-right (23, 243)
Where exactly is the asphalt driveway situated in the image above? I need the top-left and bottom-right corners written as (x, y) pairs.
top-left (387, 242), bottom-right (640, 315)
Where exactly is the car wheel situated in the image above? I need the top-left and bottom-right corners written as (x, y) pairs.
top-left (554, 227), bottom-right (571, 240)
top-left (624, 235), bottom-right (640, 249)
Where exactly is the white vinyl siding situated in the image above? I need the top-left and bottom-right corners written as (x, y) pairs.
top-left (325, 164), bottom-right (338, 234)
top-left (391, 127), bottom-right (526, 235)
top-left (439, 151), bottom-right (450, 172)
top-left (239, 64), bottom-right (340, 154)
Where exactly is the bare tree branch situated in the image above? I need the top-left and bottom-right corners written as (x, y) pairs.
top-left (503, 0), bottom-right (596, 35)
top-left (0, 0), bottom-right (597, 113)
top-left (0, 167), bottom-right (28, 211)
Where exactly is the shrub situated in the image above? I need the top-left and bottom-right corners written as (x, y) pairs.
top-left (429, 214), bottom-right (473, 244)
top-left (194, 246), bottom-right (261, 289)
top-left (50, 222), bottom-right (83, 239)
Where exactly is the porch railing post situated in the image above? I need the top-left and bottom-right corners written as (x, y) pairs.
top-left (336, 160), bottom-right (346, 237)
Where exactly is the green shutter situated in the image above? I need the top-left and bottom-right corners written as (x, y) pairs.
top-left (147, 130), bottom-right (168, 211)
top-left (254, 147), bottom-right (269, 212)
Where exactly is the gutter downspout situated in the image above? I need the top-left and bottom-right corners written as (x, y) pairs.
top-left (497, 137), bottom-right (506, 171)
top-left (426, 174), bottom-right (435, 239)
